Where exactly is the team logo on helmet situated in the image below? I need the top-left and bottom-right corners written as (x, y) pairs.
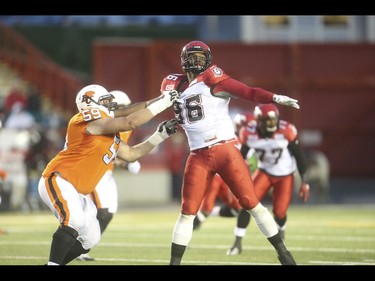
top-left (81, 91), bottom-right (95, 105)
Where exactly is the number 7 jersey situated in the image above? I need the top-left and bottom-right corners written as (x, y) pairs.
top-left (239, 119), bottom-right (298, 176)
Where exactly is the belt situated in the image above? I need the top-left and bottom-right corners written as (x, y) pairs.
top-left (192, 138), bottom-right (235, 152)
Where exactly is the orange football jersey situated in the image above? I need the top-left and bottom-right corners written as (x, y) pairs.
top-left (42, 108), bottom-right (121, 194)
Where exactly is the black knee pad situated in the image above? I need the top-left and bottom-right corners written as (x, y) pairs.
top-left (50, 225), bottom-right (79, 265)
top-left (219, 205), bottom-right (238, 217)
top-left (274, 216), bottom-right (287, 228)
top-left (53, 225), bottom-right (78, 242)
top-left (97, 208), bottom-right (113, 233)
top-left (237, 209), bottom-right (251, 228)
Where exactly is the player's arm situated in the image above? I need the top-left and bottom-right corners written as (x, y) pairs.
top-left (87, 109), bottom-right (155, 135)
top-left (288, 138), bottom-right (310, 202)
top-left (213, 77), bottom-right (299, 109)
top-left (238, 126), bottom-right (251, 159)
top-left (87, 91), bottom-right (179, 135)
top-left (114, 101), bottom-right (147, 117)
top-left (288, 138), bottom-right (308, 178)
top-left (240, 143), bottom-right (250, 160)
top-left (114, 90), bottom-right (179, 118)
top-left (116, 119), bottom-right (178, 162)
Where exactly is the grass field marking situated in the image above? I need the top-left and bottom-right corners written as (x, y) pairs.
top-left (1, 240), bottom-right (375, 255)
top-left (310, 260), bottom-right (375, 265)
top-left (0, 255), bottom-right (279, 265)
top-left (2, 255), bottom-right (375, 265)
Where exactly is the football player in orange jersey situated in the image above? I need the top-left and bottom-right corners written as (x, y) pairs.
top-left (226, 104), bottom-right (309, 256)
top-left (76, 90), bottom-right (141, 261)
top-left (38, 84), bottom-right (178, 265)
top-left (161, 41), bottom-right (300, 265)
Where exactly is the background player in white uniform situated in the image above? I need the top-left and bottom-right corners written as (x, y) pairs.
top-left (226, 103), bottom-right (310, 255)
top-left (160, 40), bottom-right (300, 265)
top-left (76, 90), bottom-right (141, 261)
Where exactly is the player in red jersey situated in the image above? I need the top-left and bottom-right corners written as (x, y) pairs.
top-left (160, 40), bottom-right (300, 265)
top-left (226, 103), bottom-right (310, 256)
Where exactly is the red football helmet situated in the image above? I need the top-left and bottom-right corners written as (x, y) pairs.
top-left (180, 41), bottom-right (212, 74)
top-left (234, 112), bottom-right (255, 135)
top-left (253, 104), bottom-right (280, 133)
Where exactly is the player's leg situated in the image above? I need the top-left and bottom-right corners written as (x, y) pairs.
top-left (170, 153), bottom-right (213, 265)
top-left (39, 174), bottom-right (87, 265)
top-left (272, 174), bottom-right (294, 242)
top-left (193, 174), bottom-right (221, 230)
top-left (77, 172), bottom-right (117, 261)
top-left (218, 146), bottom-right (296, 265)
top-left (225, 166), bottom-right (268, 255)
top-left (226, 208), bottom-right (250, 255)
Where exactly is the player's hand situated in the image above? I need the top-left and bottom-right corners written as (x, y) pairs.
top-left (273, 94), bottom-right (300, 109)
top-left (158, 119), bottom-right (178, 137)
top-left (148, 119), bottom-right (178, 145)
top-left (127, 160), bottom-right (141, 174)
top-left (299, 182), bottom-right (310, 203)
top-left (169, 90), bottom-right (179, 103)
top-left (160, 90), bottom-right (179, 107)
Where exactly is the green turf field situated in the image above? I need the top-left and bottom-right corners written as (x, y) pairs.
top-left (0, 204), bottom-right (374, 266)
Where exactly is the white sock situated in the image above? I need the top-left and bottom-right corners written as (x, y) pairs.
top-left (234, 227), bottom-right (247, 237)
top-left (172, 214), bottom-right (195, 246)
top-left (248, 203), bottom-right (278, 238)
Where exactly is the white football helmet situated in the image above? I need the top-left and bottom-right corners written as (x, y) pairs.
top-left (110, 90), bottom-right (132, 107)
top-left (75, 84), bottom-right (116, 112)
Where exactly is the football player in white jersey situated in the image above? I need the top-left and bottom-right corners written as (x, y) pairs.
top-left (76, 90), bottom-right (141, 261)
top-left (226, 103), bottom-right (310, 256)
top-left (160, 40), bottom-right (300, 265)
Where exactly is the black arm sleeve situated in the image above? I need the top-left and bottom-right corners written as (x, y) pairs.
top-left (240, 143), bottom-right (250, 159)
top-left (288, 139), bottom-right (308, 178)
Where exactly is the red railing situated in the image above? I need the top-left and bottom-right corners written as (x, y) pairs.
top-left (0, 21), bottom-right (85, 115)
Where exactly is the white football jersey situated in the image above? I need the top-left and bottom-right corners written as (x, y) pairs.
top-left (242, 120), bottom-right (298, 176)
top-left (177, 79), bottom-right (236, 150)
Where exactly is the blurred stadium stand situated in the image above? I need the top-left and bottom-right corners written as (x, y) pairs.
top-left (0, 16), bottom-right (374, 209)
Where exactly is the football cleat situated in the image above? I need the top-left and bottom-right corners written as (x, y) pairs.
top-left (226, 246), bottom-right (242, 256)
top-left (76, 253), bottom-right (95, 261)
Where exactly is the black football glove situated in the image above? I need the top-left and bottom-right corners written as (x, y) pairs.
top-left (148, 119), bottom-right (179, 145)
top-left (158, 119), bottom-right (178, 136)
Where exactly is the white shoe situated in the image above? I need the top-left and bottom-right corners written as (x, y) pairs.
top-left (76, 253), bottom-right (95, 261)
top-left (226, 246), bottom-right (242, 256)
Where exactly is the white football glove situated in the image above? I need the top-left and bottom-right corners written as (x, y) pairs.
top-left (147, 90), bottom-right (179, 115)
top-left (127, 160), bottom-right (141, 174)
top-left (273, 94), bottom-right (300, 109)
